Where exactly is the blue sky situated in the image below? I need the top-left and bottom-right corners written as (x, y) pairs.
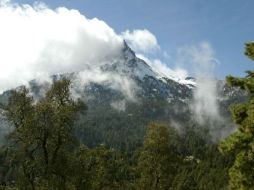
top-left (13, 0), bottom-right (254, 78)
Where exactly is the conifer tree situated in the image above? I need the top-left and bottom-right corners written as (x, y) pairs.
top-left (220, 42), bottom-right (254, 190)
top-left (137, 123), bottom-right (178, 190)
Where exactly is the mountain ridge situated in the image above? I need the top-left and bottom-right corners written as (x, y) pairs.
top-left (0, 42), bottom-right (248, 147)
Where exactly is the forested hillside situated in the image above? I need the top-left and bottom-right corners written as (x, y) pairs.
top-left (0, 78), bottom-right (233, 189)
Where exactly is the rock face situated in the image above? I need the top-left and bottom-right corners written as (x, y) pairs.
top-left (0, 42), bottom-right (247, 147)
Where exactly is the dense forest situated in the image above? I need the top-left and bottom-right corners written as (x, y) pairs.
top-left (0, 42), bottom-right (253, 190)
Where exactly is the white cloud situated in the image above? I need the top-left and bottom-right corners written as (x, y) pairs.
top-left (0, 0), bottom-right (186, 102)
top-left (110, 100), bottom-right (126, 112)
top-left (178, 42), bottom-right (222, 125)
top-left (0, 1), bottom-right (124, 93)
top-left (121, 29), bottom-right (160, 53)
top-left (192, 77), bottom-right (220, 124)
top-left (71, 67), bottom-right (139, 101)
top-left (177, 42), bottom-right (219, 76)
top-left (0, 0), bottom-right (10, 6)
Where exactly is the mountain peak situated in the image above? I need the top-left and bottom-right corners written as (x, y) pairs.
top-left (122, 40), bottom-right (136, 61)
top-left (118, 40), bottom-right (197, 88)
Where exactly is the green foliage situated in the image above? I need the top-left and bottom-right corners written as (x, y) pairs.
top-left (0, 78), bottom-right (237, 190)
top-left (245, 42), bottom-right (254, 61)
top-left (67, 142), bottom-right (136, 190)
top-left (172, 126), bottom-right (232, 190)
top-left (136, 123), bottom-right (178, 190)
top-left (220, 42), bottom-right (254, 190)
top-left (5, 79), bottom-right (85, 190)
top-left (1, 79), bottom-right (138, 190)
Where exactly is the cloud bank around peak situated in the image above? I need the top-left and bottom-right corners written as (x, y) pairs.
top-left (0, 0), bottom-right (221, 108)
top-left (0, 1), bottom-right (124, 93)
top-left (0, 0), bottom-right (175, 99)
top-left (121, 29), bottom-right (160, 54)
top-left (0, 0), bottom-right (184, 101)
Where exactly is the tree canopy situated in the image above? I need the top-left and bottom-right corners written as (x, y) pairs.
top-left (220, 42), bottom-right (254, 190)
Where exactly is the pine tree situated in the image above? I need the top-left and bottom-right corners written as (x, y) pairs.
top-left (137, 123), bottom-right (178, 190)
top-left (220, 42), bottom-right (254, 190)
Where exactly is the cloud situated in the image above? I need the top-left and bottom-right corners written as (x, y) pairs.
top-left (177, 42), bottom-right (223, 128)
top-left (121, 29), bottom-right (160, 54)
top-left (0, 0), bottom-right (187, 102)
top-left (110, 100), bottom-right (126, 112)
top-left (192, 77), bottom-right (221, 124)
top-left (70, 67), bottom-right (139, 101)
top-left (0, 0), bottom-right (10, 6)
top-left (0, 1), bottom-right (124, 93)
top-left (176, 42), bottom-right (219, 76)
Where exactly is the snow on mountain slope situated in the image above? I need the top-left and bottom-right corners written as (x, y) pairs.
top-left (106, 41), bottom-right (196, 89)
